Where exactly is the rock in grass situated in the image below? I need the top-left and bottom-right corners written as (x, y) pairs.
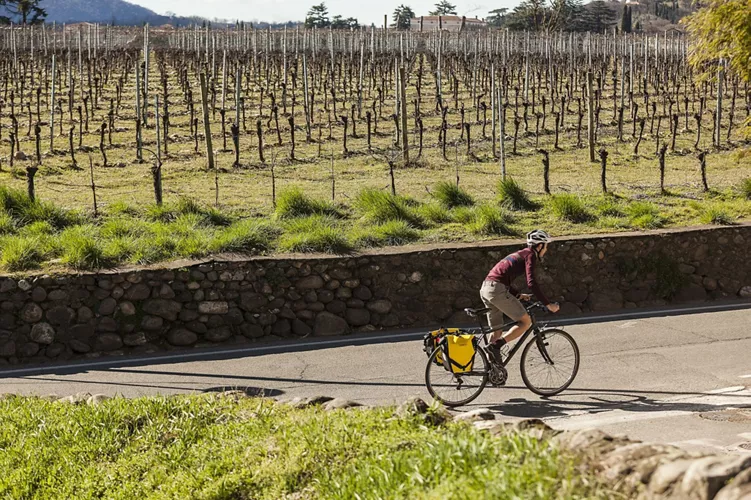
top-left (86, 394), bottom-right (111, 405)
top-left (323, 398), bottom-right (363, 411)
top-left (396, 397), bottom-right (429, 417)
top-left (454, 408), bottom-right (495, 422)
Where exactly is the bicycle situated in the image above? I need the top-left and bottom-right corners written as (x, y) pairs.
top-left (423, 301), bottom-right (580, 407)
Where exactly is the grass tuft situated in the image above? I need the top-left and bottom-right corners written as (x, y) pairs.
top-left (699, 204), bottom-right (734, 225)
top-left (741, 178), bottom-right (751, 200)
top-left (354, 188), bottom-right (424, 227)
top-left (58, 226), bottom-right (108, 270)
top-left (497, 178), bottom-right (536, 211)
top-left (0, 186), bottom-right (76, 229)
top-left (549, 194), bottom-right (591, 223)
top-left (626, 202), bottom-right (666, 229)
top-left (352, 221), bottom-right (421, 247)
top-left (0, 211), bottom-right (15, 235)
top-left (468, 205), bottom-right (515, 236)
top-left (433, 181), bottom-right (475, 209)
top-left (211, 220), bottom-right (280, 254)
top-left (280, 216), bottom-right (353, 254)
top-left (0, 236), bottom-right (45, 271)
top-left (416, 203), bottom-right (453, 225)
top-left (275, 186), bottom-right (342, 219)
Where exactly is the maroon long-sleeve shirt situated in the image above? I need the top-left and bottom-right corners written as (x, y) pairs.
top-left (485, 247), bottom-right (550, 305)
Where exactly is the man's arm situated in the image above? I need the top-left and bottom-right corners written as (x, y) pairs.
top-left (525, 254), bottom-right (550, 305)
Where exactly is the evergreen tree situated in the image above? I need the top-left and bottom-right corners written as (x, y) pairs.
top-left (392, 4), bottom-right (415, 29)
top-left (0, 0), bottom-right (47, 25)
top-left (620, 5), bottom-right (632, 33)
top-left (486, 8), bottom-right (509, 28)
top-left (305, 3), bottom-right (330, 28)
top-left (429, 0), bottom-right (457, 16)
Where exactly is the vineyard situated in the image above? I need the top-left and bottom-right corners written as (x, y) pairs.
top-left (0, 24), bottom-right (749, 272)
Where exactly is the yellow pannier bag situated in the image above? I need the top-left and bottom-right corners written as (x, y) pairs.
top-left (423, 328), bottom-right (476, 373)
top-left (445, 334), bottom-right (476, 373)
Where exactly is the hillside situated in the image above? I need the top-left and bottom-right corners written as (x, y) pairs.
top-left (41, 0), bottom-right (168, 25)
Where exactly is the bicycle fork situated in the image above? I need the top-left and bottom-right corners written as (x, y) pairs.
top-left (535, 329), bottom-right (555, 365)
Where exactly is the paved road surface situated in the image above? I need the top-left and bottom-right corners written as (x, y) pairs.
top-left (1, 304), bottom-right (750, 455)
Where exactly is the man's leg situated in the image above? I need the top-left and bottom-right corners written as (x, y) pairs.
top-left (500, 313), bottom-right (532, 344)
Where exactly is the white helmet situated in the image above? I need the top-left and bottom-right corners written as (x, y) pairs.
top-left (527, 229), bottom-right (552, 247)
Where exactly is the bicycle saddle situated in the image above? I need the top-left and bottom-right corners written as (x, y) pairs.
top-left (464, 307), bottom-right (491, 317)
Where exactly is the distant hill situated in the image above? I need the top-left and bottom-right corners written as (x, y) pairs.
top-left (41, 0), bottom-right (169, 26)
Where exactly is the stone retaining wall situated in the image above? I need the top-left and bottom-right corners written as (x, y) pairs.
top-left (1, 224), bottom-right (750, 366)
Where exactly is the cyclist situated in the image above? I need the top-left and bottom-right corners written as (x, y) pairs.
top-left (480, 229), bottom-right (559, 363)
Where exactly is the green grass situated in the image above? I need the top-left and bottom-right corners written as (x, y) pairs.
top-left (416, 202), bottom-right (453, 224)
top-left (433, 181), bottom-right (475, 208)
top-left (741, 178), bottom-right (751, 200)
top-left (497, 177), bottom-right (537, 211)
top-left (0, 394), bottom-right (612, 499)
top-left (626, 202), bottom-right (666, 229)
top-left (211, 219), bottom-right (281, 253)
top-left (351, 220), bottom-right (421, 247)
top-left (0, 236), bottom-right (45, 271)
top-left (275, 186), bottom-right (342, 219)
top-left (57, 226), bottom-right (109, 270)
top-left (549, 194), bottom-right (591, 223)
top-left (699, 203), bottom-right (735, 225)
top-left (468, 205), bottom-right (515, 236)
top-left (279, 215), bottom-right (353, 254)
top-left (0, 186), bottom-right (77, 229)
top-left (0, 212), bottom-right (14, 234)
top-left (354, 188), bottom-right (424, 227)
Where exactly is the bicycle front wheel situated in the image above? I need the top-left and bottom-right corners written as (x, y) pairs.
top-left (425, 343), bottom-right (488, 408)
top-left (520, 329), bottom-right (580, 397)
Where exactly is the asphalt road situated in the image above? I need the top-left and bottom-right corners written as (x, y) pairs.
top-left (1, 303), bottom-right (750, 455)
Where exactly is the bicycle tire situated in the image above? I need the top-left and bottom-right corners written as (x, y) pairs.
top-left (425, 342), bottom-right (489, 408)
top-left (520, 328), bottom-right (579, 397)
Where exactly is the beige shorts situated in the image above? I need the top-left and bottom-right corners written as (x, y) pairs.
top-left (479, 280), bottom-right (526, 330)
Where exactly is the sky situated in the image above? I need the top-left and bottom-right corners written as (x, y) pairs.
top-left (127, 0), bottom-right (522, 25)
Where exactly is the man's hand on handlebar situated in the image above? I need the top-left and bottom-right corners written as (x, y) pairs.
top-left (546, 303), bottom-right (560, 313)
top-left (519, 293), bottom-right (533, 302)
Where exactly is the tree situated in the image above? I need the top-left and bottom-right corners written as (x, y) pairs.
top-left (620, 5), bottom-right (632, 33)
top-left (505, 0), bottom-right (547, 31)
top-left (579, 1), bottom-right (616, 33)
top-left (392, 4), bottom-right (415, 29)
top-left (331, 15), bottom-right (359, 29)
top-left (429, 0), bottom-right (457, 16)
top-left (1, 0), bottom-right (47, 25)
top-left (305, 3), bottom-right (330, 28)
top-left (487, 8), bottom-right (509, 27)
top-left (684, 0), bottom-right (751, 83)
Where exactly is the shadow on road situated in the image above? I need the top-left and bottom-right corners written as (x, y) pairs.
top-left (479, 388), bottom-right (751, 420)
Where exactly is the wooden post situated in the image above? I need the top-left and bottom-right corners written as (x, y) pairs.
top-left (598, 148), bottom-right (608, 194)
top-left (587, 71), bottom-right (595, 162)
top-left (499, 94), bottom-right (506, 181)
top-left (399, 66), bottom-right (409, 164)
top-left (50, 55), bottom-right (55, 152)
top-left (199, 72), bottom-right (215, 170)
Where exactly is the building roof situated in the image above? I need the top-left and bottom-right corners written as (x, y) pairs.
top-left (411, 15), bottom-right (486, 23)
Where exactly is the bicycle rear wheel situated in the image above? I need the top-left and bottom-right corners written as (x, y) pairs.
top-left (425, 343), bottom-right (488, 407)
top-left (520, 329), bottom-right (579, 397)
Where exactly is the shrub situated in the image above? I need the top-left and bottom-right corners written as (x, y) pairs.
top-left (433, 181), bottom-right (474, 209)
top-left (351, 221), bottom-right (421, 248)
top-left (211, 220), bottom-right (280, 253)
top-left (741, 178), bottom-right (751, 200)
top-left (468, 205), bottom-right (515, 236)
top-left (700, 204), bottom-right (734, 225)
top-left (276, 186), bottom-right (342, 219)
top-left (497, 178), bottom-right (536, 211)
top-left (0, 236), bottom-right (44, 271)
top-left (354, 189), bottom-right (424, 227)
top-left (550, 194), bottom-right (591, 223)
